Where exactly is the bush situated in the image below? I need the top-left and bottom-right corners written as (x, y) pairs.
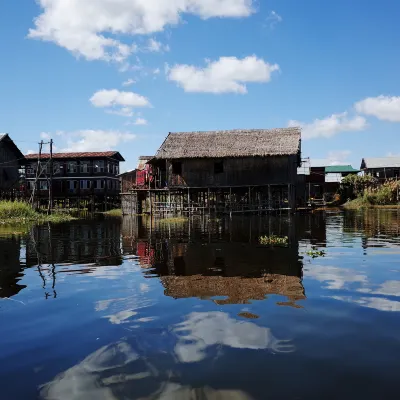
top-left (0, 201), bottom-right (37, 220)
top-left (338, 174), bottom-right (378, 200)
top-left (364, 179), bottom-right (400, 205)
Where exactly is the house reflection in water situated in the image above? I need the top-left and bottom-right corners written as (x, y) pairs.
top-left (25, 219), bottom-right (123, 269)
top-left (0, 220), bottom-right (124, 300)
top-left (0, 236), bottom-right (25, 298)
top-left (122, 215), bottom-right (306, 307)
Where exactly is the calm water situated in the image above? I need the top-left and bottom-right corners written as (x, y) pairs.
top-left (0, 211), bottom-right (400, 400)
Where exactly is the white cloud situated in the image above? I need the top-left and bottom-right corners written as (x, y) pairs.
top-left (28, 0), bottom-right (254, 62)
top-left (168, 56), bottom-right (279, 94)
top-left (56, 129), bottom-right (136, 152)
top-left (266, 10), bottom-right (282, 29)
top-left (289, 112), bottom-right (367, 140)
top-left (134, 118), bottom-right (148, 125)
top-left (146, 38), bottom-right (169, 52)
top-left (40, 132), bottom-right (51, 140)
top-left (90, 89), bottom-right (151, 108)
top-left (153, 68), bottom-right (161, 75)
top-left (122, 79), bottom-right (135, 87)
top-left (90, 89), bottom-right (151, 117)
top-left (310, 150), bottom-right (353, 167)
top-left (106, 107), bottom-right (134, 118)
top-left (27, 149), bottom-right (36, 155)
top-left (355, 95), bottom-right (400, 122)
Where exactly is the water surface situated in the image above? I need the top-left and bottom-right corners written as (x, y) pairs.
top-left (0, 210), bottom-right (399, 399)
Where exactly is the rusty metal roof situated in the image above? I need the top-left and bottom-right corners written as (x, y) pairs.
top-left (25, 151), bottom-right (125, 161)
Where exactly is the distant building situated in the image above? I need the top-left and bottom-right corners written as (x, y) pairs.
top-left (24, 151), bottom-right (124, 208)
top-left (0, 134), bottom-right (25, 194)
top-left (119, 156), bottom-right (153, 192)
top-left (361, 157), bottom-right (400, 181)
top-left (297, 161), bottom-right (359, 204)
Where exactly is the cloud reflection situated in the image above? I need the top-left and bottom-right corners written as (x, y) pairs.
top-left (174, 312), bottom-right (295, 363)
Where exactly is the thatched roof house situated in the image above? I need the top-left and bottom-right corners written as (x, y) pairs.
top-left (150, 127), bottom-right (302, 195)
top-left (155, 127), bottom-right (301, 159)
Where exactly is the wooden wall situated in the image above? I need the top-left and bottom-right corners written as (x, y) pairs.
top-left (0, 142), bottom-right (20, 191)
top-left (166, 155), bottom-right (298, 188)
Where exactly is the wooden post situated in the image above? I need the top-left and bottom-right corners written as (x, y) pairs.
top-left (187, 187), bottom-right (190, 215)
top-left (47, 139), bottom-right (53, 214)
top-left (268, 185), bottom-right (271, 210)
top-left (149, 191), bottom-right (152, 215)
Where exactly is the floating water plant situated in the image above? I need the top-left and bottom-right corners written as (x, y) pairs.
top-left (259, 235), bottom-right (288, 246)
top-left (306, 249), bottom-right (326, 258)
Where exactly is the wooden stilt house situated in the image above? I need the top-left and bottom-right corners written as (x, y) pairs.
top-left (122, 127), bottom-right (302, 215)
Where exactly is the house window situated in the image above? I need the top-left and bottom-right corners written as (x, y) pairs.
top-left (68, 162), bottom-right (78, 173)
top-left (53, 162), bottom-right (60, 174)
top-left (172, 162), bottom-right (182, 175)
top-left (95, 180), bottom-right (105, 189)
top-left (115, 165), bottom-right (119, 175)
top-left (80, 162), bottom-right (90, 173)
top-left (68, 180), bottom-right (78, 191)
top-left (80, 180), bottom-right (91, 190)
top-left (40, 181), bottom-right (48, 190)
top-left (94, 161), bottom-right (105, 173)
top-left (28, 181), bottom-right (35, 190)
top-left (214, 161), bottom-right (224, 174)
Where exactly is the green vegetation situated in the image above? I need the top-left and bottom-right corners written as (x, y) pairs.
top-left (306, 249), bottom-right (326, 258)
top-left (0, 201), bottom-right (75, 225)
top-left (337, 176), bottom-right (400, 208)
top-left (338, 174), bottom-right (378, 201)
top-left (103, 209), bottom-right (122, 217)
top-left (259, 235), bottom-right (288, 246)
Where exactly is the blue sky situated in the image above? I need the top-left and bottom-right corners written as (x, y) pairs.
top-left (1, 0), bottom-right (400, 171)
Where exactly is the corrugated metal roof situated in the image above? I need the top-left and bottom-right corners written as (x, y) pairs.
top-left (325, 165), bottom-right (359, 173)
top-left (362, 157), bottom-right (400, 169)
top-left (25, 151), bottom-right (125, 161)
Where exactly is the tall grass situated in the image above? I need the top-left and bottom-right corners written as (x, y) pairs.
top-left (0, 201), bottom-right (37, 220)
top-left (0, 200), bottom-right (75, 225)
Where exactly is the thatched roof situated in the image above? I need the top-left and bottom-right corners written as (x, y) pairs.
top-left (154, 128), bottom-right (301, 159)
top-left (161, 274), bottom-right (305, 306)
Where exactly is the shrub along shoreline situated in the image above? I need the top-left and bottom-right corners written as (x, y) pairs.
top-left (0, 201), bottom-right (76, 225)
top-left (338, 176), bottom-right (400, 209)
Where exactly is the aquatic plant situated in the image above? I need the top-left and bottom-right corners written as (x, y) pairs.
top-left (259, 235), bottom-right (288, 246)
top-left (306, 249), bottom-right (326, 258)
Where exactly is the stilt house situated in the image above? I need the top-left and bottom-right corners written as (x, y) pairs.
top-left (122, 128), bottom-right (302, 215)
